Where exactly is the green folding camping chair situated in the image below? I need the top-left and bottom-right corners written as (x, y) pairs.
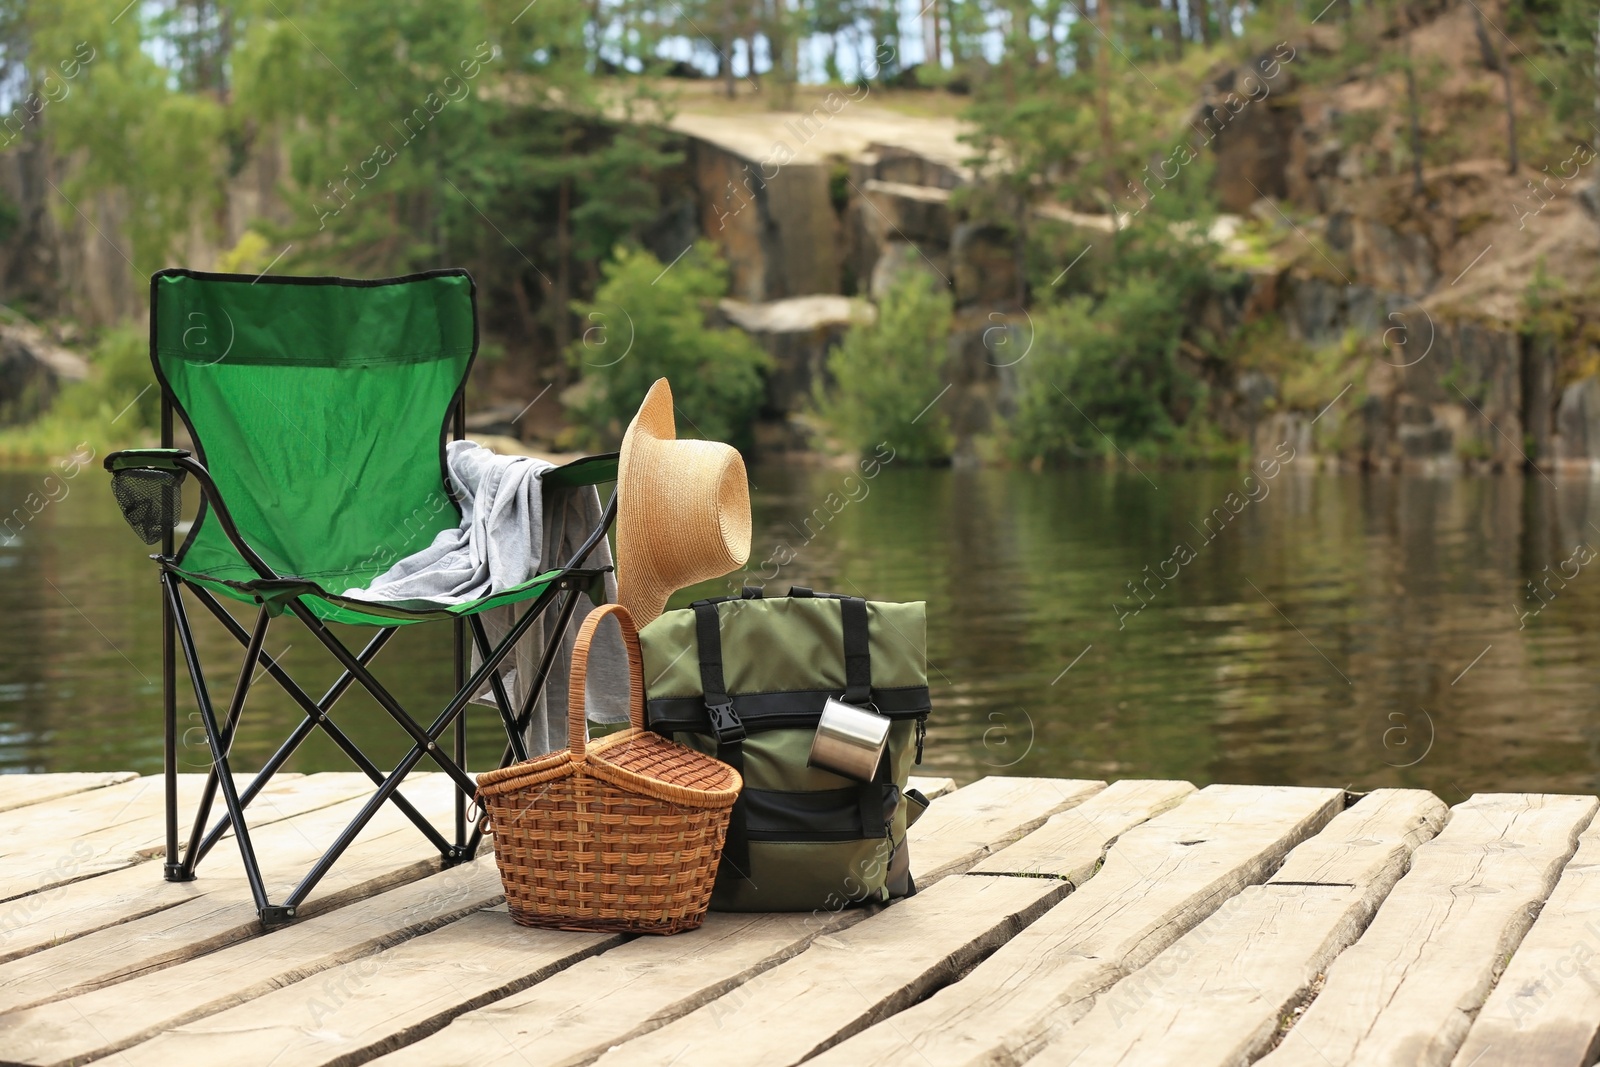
top-left (104, 268), bottom-right (617, 928)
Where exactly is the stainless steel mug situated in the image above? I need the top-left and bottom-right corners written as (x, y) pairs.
top-left (808, 697), bottom-right (892, 781)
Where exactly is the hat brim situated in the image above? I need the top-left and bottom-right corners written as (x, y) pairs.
top-left (615, 379), bottom-right (751, 627)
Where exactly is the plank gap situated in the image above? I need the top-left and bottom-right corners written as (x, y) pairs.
top-left (0, 861), bottom-right (151, 907)
top-left (1262, 971), bottom-right (1327, 1058)
top-left (0, 895), bottom-right (189, 966)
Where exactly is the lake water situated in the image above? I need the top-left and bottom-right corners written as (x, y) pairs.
top-left (4, 458), bottom-right (1600, 794)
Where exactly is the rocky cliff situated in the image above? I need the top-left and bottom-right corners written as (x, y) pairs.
top-left (665, 6), bottom-right (1600, 471)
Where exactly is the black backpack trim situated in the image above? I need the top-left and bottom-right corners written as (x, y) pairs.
top-left (646, 686), bottom-right (932, 733)
top-left (741, 785), bottom-right (899, 842)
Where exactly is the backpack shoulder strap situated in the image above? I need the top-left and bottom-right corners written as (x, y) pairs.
top-left (692, 599), bottom-right (751, 877)
top-left (839, 596), bottom-right (871, 706)
top-left (788, 587), bottom-right (872, 706)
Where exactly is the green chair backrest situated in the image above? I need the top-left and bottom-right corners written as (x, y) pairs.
top-left (151, 269), bottom-right (476, 588)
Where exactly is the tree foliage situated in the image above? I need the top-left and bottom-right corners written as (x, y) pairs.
top-left (1010, 211), bottom-right (1231, 462)
top-left (565, 240), bottom-right (771, 448)
top-left (814, 269), bottom-right (952, 463)
top-left (1, 0), bottom-right (1593, 464)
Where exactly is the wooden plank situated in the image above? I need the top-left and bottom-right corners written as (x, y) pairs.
top-left (372, 776), bottom-right (1182, 1067)
top-left (0, 862), bottom-right (199, 964)
top-left (1451, 808), bottom-right (1600, 1066)
top-left (0, 774), bottom-right (452, 961)
top-left (1257, 792), bottom-right (1598, 1067)
top-left (0, 772), bottom-right (376, 902)
top-left (0, 773), bottom-right (287, 862)
top-left (374, 911), bottom-right (872, 1067)
top-left (122, 772), bottom-right (381, 857)
top-left (0, 777), bottom-right (463, 1014)
top-left (971, 779), bottom-right (1195, 880)
top-left (595, 876), bottom-right (1066, 1067)
top-left (106, 908), bottom-right (621, 1067)
top-left (0, 773), bottom-right (981, 966)
top-left (0, 772), bottom-right (139, 813)
top-left (590, 783), bottom-right (1195, 1067)
top-left (906, 776), bottom-right (1106, 883)
top-left (0, 853), bottom-right (507, 1066)
top-left (907, 775), bottom-right (957, 800)
top-left (1034, 789), bottom-right (1448, 1067)
top-left (806, 784), bottom-right (1345, 1067)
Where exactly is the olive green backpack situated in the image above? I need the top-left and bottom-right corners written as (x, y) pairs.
top-left (639, 587), bottom-right (932, 912)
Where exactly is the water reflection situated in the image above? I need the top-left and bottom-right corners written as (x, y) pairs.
top-left (3, 463), bottom-right (1599, 792)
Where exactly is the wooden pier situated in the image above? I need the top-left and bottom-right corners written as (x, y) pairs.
top-left (0, 771), bottom-right (1595, 1066)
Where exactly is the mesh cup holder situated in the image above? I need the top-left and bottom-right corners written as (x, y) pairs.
top-left (111, 467), bottom-right (187, 546)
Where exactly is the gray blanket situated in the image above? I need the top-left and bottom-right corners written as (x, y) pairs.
top-left (341, 440), bottom-right (629, 756)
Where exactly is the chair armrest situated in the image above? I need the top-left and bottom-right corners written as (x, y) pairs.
top-left (545, 452), bottom-right (619, 488)
top-left (104, 449), bottom-right (282, 580)
top-left (104, 448), bottom-right (191, 472)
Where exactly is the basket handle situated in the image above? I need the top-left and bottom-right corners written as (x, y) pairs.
top-left (567, 603), bottom-right (646, 761)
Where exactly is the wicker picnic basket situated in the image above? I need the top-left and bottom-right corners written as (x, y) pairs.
top-left (476, 603), bottom-right (742, 934)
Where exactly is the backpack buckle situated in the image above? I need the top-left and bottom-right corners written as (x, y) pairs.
top-left (707, 700), bottom-right (746, 744)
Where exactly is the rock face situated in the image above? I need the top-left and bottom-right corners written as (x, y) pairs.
top-left (717, 295), bottom-right (873, 423)
top-left (0, 67), bottom-right (1574, 470)
top-left (0, 133), bottom-right (291, 327)
top-left (1222, 272), bottom-right (1536, 471)
top-left (946, 307), bottom-right (1028, 464)
top-left (1555, 378), bottom-right (1600, 469)
top-left (951, 222), bottom-right (1020, 308)
top-left (1202, 47), bottom-right (1301, 213)
top-left (1325, 211), bottom-right (1439, 297)
top-left (1390, 319), bottom-right (1525, 470)
top-left (689, 135), bottom-right (840, 302)
top-left (0, 318), bottom-right (89, 426)
top-left (856, 179), bottom-right (952, 293)
top-left (844, 144), bottom-right (964, 296)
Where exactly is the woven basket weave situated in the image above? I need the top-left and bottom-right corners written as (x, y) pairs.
top-left (476, 603), bottom-right (741, 934)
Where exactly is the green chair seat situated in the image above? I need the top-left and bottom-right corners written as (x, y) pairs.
top-left (175, 564), bottom-right (594, 627)
top-left (170, 452), bottom-right (620, 626)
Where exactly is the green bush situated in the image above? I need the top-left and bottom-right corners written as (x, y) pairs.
top-left (1009, 272), bottom-right (1196, 463)
top-left (0, 326), bottom-right (158, 460)
top-left (564, 241), bottom-right (770, 449)
top-left (1008, 200), bottom-right (1240, 464)
top-left (814, 270), bottom-right (953, 463)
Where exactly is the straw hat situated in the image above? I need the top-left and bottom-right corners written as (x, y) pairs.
top-left (615, 378), bottom-right (751, 627)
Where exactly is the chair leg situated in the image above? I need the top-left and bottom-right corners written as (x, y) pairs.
top-left (180, 604), bottom-right (271, 875)
top-left (280, 732), bottom-right (444, 910)
top-left (288, 587), bottom-right (564, 796)
top-left (152, 573), bottom-right (600, 925)
top-left (161, 573), bottom-right (184, 882)
top-left (280, 587), bottom-right (572, 902)
top-left (186, 587), bottom-right (452, 857)
top-left (290, 603), bottom-right (486, 797)
top-left (190, 623), bottom-right (459, 865)
top-left (454, 617), bottom-right (467, 854)
top-left (165, 578), bottom-right (273, 919)
top-left (279, 602), bottom-right (556, 905)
